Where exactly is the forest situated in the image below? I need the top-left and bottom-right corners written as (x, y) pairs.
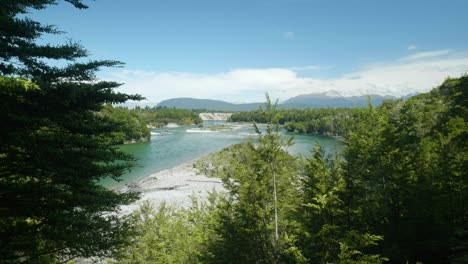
top-left (131, 106), bottom-right (203, 127)
top-left (99, 105), bottom-right (202, 144)
top-left (229, 106), bottom-right (373, 138)
top-left (114, 83), bottom-right (467, 263)
top-left (1, 1), bottom-right (467, 263)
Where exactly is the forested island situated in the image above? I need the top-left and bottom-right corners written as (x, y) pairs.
top-left (1, 1), bottom-right (467, 264)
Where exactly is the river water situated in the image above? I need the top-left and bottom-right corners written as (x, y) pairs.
top-left (102, 121), bottom-right (344, 188)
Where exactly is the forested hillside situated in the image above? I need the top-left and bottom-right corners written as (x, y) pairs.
top-left (157, 93), bottom-right (401, 111)
top-left (2, 1), bottom-right (466, 263)
top-left (157, 97), bottom-right (263, 111)
top-left (98, 105), bottom-right (203, 144)
top-left (133, 106), bottom-right (203, 127)
top-left (114, 77), bottom-right (467, 263)
top-left (282, 91), bottom-right (397, 108)
top-left (99, 105), bottom-right (151, 144)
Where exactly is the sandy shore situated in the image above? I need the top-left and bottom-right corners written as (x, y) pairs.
top-left (118, 159), bottom-right (225, 215)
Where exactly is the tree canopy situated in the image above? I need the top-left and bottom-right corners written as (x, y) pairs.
top-left (114, 77), bottom-right (467, 263)
top-left (0, 1), bottom-right (142, 262)
top-left (229, 107), bottom-right (363, 138)
top-left (1, 1), bottom-right (466, 263)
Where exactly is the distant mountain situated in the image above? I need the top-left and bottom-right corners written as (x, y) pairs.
top-left (283, 90), bottom-right (398, 108)
top-left (157, 98), bottom-right (263, 111)
top-left (158, 92), bottom-right (406, 111)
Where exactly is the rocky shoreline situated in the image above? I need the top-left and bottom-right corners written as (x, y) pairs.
top-left (118, 159), bottom-right (225, 215)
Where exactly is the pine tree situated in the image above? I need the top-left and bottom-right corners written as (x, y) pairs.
top-left (299, 145), bottom-right (387, 264)
top-left (207, 95), bottom-right (302, 263)
top-left (0, 1), bottom-right (142, 262)
top-left (341, 77), bottom-right (467, 263)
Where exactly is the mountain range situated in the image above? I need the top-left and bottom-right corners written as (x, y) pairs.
top-left (157, 98), bottom-right (263, 111)
top-left (157, 91), bottom-right (406, 111)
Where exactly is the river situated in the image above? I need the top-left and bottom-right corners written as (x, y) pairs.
top-left (101, 121), bottom-right (344, 188)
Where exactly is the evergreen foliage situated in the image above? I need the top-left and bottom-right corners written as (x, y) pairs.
top-left (112, 196), bottom-right (221, 264)
top-left (3, 2), bottom-right (466, 262)
top-left (229, 108), bottom-right (361, 138)
top-left (298, 145), bottom-right (387, 263)
top-left (114, 77), bottom-right (467, 263)
top-left (95, 106), bottom-right (204, 145)
top-left (99, 105), bottom-right (150, 144)
top-left (342, 76), bottom-right (468, 263)
top-left (132, 106), bottom-right (203, 127)
top-left (205, 95), bottom-right (303, 263)
top-left (1, 1), bottom-right (141, 262)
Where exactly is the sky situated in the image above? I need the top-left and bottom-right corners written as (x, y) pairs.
top-left (30, 0), bottom-right (468, 103)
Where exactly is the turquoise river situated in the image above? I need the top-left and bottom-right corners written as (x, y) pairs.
top-left (102, 121), bottom-right (344, 189)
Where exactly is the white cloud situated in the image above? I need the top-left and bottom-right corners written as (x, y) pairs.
top-left (106, 51), bottom-right (468, 103)
top-left (289, 65), bottom-right (329, 71)
top-left (407, 45), bottom-right (417, 50)
top-left (283, 31), bottom-right (295, 39)
top-left (400, 49), bottom-right (452, 61)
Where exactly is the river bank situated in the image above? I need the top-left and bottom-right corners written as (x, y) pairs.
top-left (117, 159), bottom-right (225, 215)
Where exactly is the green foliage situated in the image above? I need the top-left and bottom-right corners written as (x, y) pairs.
top-left (133, 106), bottom-right (203, 127)
top-left (0, 77), bottom-right (41, 93)
top-left (95, 105), bottom-right (203, 145)
top-left (114, 78), bottom-right (467, 263)
top-left (4, 1), bottom-right (465, 264)
top-left (202, 95), bottom-right (304, 263)
top-left (112, 195), bottom-right (221, 264)
top-left (1, 1), bottom-right (141, 262)
top-left (342, 76), bottom-right (468, 263)
top-left (99, 105), bottom-right (150, 144)
top-left (337, 232), bottom-right (387, 264)
top-left (298, 145), bottom-right (385, 263)
top-left (229, 108), bottom-right (361, 138)
top-left (194, 143), bottom-right (249, 179)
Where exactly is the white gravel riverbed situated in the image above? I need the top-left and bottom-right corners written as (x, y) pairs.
top-left (118, 159), bottom-right (225, 215)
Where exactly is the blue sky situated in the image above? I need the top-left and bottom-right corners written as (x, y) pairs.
top-left (30, 0), bottom-right (468, 102)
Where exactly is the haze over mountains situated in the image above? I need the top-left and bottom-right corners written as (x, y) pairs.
top-left (157, 90), bottom-right (406, 111)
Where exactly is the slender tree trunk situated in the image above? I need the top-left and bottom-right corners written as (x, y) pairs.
top-left (273, 168), bottom-right (279, 241)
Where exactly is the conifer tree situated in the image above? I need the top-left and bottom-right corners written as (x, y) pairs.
top-left (0, 1), bottom-right (142, 262)
top-left (299, 145), bottom-right (387, 264)
top-left (342, 76), bottom-right (467, 263)
top-left (208, 95), bottom-right (302, 263)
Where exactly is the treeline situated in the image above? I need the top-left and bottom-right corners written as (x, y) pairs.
top-left (229, 106), bottom-right (378, 138)
top-left (99, 105), bottom-right (203, 144)
top-left (100, 105), bottom-right (151, 144)
top-left (114, 77), bottom-right (467, 263)
top-left (132, 106), bottom-right (203, 127)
